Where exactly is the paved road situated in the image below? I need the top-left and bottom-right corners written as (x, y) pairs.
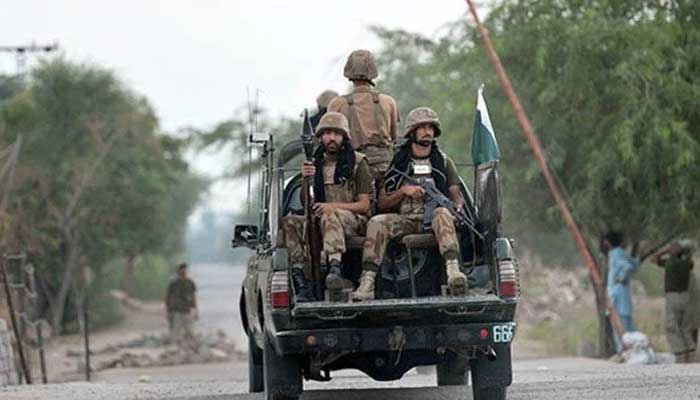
top-left (4, 263), bottom-right (700, 399)
top-left (3, 357), bottom-right (700, 399)
top-left (188, 263), bottom-right (247, 346)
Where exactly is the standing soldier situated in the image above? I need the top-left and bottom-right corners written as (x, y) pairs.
top-left (352, 107), bottom-right (467, 301)
top-left (328, 50), bottom-right (399, 184)
top-left (165, 263), bottom-right (198, 347)
top-left (651, 241), bottom-right (696, 363)
top-left (282, 112), bottom-right (372, 301)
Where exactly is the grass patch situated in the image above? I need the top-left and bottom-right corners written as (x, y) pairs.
top-left (522, 298), bottom-right (670, 356)
top-left (523, 316), bottom-right (598, 355)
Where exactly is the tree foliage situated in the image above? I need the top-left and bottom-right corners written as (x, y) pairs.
top-left (0, 59), bottom-right (207, 332)
top-left (370, 0), bottom-right (700, 255)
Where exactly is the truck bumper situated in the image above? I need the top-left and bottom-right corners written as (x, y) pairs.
top-left (274, 322), bottom-right (516, 356)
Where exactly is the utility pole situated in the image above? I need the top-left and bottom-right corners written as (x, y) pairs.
top-left (0, 42), bottom-right (59, 83)
top-left (463, 0), bottom-right (626, 349)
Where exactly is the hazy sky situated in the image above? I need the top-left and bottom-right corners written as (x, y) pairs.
top-left (1, 1), bottom-right (476, 214)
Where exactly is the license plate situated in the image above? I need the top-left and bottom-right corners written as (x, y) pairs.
top-left (493, 324), bottom-right (514, 343)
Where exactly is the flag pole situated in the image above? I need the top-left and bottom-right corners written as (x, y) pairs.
top-left (463, 0), bottom-right (625, 340)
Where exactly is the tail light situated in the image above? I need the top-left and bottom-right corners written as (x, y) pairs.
top-left (270, 270), bottom-right (290, 308)
top-left (498, 260), bottom-right (519, 299)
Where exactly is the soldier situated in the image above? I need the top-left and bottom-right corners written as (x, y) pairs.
top-left (651, 241), bottom-right (696, 363)
top-left (352, 107), bottom-right (467, 301)
top-left (328, 50), bottom-right (399, 183)
top-left (165, 263), bottom-right (198, 347)
top-left (282, 112), bottom-right (372, 301)
top-left (309, 89), bottom-right (339, 132)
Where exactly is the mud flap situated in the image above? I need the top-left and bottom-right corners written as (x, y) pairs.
top-left (471, 343), bottom-right (512, 389)
top-left (264, 333), bottom-right (302, 400)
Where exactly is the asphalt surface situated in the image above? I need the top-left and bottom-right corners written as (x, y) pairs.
top-left (3, 357), bottom-right (700, 399)
top-left (3, 263), bottom-right (700, 399)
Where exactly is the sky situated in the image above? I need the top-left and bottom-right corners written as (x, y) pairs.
top-left (1, 0), bottom-right (475, 215)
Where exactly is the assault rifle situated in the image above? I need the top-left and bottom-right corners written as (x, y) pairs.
top-left (301, 109), bottom-right (323, 298)
top-left (389, 167), bottom-right (484, 240)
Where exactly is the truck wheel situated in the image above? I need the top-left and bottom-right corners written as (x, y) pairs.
top-left (436, 358), bottom-right (468, 386)
top-left (263, 332), bottom-right (302, 400)
top-left (248, 332), bottom-right (264, 393)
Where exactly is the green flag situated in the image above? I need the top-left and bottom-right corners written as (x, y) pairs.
top-left (471, 86), bottom-right (500, 166)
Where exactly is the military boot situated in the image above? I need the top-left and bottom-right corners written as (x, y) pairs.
top-left (352, 271), bottom-right (376, 301)
top-left (291, 268), bottom-right (314, 303)
top-left (325, 259), bottom-right (352, 291)
top-left (446, 259), bottom-right (467, 295)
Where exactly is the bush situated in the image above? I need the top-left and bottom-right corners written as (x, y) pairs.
top-left (99, 254), bottom-right (174, 301)
top-left (633, 263), bottom-right (665, 298)
top-left (87, 289), bottom-right (125, 331)
top-left (62, 277), bottom-right (125, 334)
top-left (128, 255), bottom-right (173, 301)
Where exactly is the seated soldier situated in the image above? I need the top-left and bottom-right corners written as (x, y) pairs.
top-left (352, 107), bottom-right (467, 301)
top-left (282, 112), bottom-right (372, 302)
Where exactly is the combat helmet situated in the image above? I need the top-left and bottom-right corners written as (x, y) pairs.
top-left (343, 50), bottom-right (378, 83)
top-left (315, 111), bottom-right (350, 138)
top-left (403, 107), bottom-right (441, 138)
top-left (316, 90), bottom-right (339, 109)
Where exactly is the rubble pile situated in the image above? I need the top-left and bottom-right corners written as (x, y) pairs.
top-left (67, 330), bottom-right (245, 372)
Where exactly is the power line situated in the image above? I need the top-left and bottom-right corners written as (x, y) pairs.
top-left (0, 42), bottom-right (59, 83)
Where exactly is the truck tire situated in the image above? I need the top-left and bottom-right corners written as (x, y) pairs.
top-left (436, 358), bottom-right (468, 386)
top-left (248, 332), bottom-right (264, 393)
top-left (263, 332), bottom-right (302, 400)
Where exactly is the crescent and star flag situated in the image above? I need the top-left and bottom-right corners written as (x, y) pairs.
top-left (471, 85), bottom-right (501, 166)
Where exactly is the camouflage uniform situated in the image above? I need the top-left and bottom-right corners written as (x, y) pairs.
top-left (362, 158), bottom-right (460, 270)
top-left (328, 50), bottom-right (399, 181)
top-left (165, 277), bottom-right (196, 347)
top-left (354, 107), bottom-right (466, 300)
top-left (283, 209), bottom-right (367, 278)
top-left (282, 112), bottom-right (372, 278)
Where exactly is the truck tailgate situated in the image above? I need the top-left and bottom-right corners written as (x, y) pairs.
top-left (291, 294), bottom-right (515, 325)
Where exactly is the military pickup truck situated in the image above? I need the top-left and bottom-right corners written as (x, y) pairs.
top-left (234, 135), bottom-right (519, 400)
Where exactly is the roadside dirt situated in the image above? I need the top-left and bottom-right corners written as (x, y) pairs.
top-left (39, 264), bottom-right (246, 384)
top-left (33, 259), bottom-right (676, 385)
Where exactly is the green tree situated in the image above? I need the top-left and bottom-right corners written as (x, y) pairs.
top-left (0, 59), bottom-right (206, 332)
top-left (369, 0), bottom-right (700, 355)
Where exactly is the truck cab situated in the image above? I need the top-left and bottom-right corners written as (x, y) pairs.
top-left (235, 137), bottom-right (519, 400)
